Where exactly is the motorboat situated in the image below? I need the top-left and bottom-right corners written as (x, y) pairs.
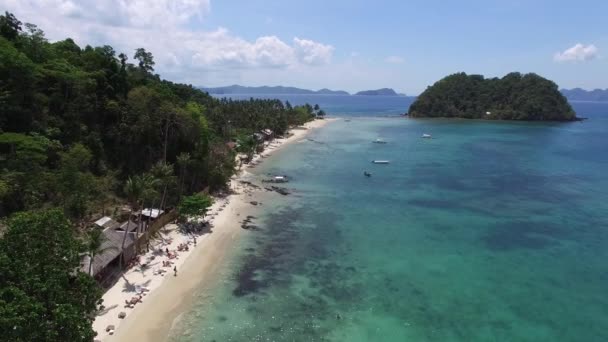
top-left (372, 160), bottom-right (390, 164)
top-left (373, 138), bottom-right (387, 144)
top-left (422, 134), bottom-right (432, 138)
top-left (364, 171), bottom-right (372, 177)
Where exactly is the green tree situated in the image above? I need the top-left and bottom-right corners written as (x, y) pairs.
top-left (0, 11), bottom-right (21, 41)
top-left (57, 144), bottom-right (97, 220)
top-left (0, 209), bottom-right (101, 341)
top-left (237, 134), bottom-right (257, 164)
top-left (150, 161), bottom-right (175, 210)
top-left (120, 176), bottom-right (142, 267)
top-left (178, 193), bottom-right (213, 222)
top-left (176, 152), bottom-right (191, 200)
top-left (133, 47), bottom-right (155, 73)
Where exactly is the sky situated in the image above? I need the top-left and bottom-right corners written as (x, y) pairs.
top-left (2, 0), bottom-right (607, 95)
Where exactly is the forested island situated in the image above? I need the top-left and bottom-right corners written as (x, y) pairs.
top-left (560, 88), bottom-right (608, 102)
top-left (0, 12), bottom-right (324, 341)
top-left (355, 88), bottom-right (399, 96)
top-left (202, 85), bottom-right (349, 95)
top-left (409, 72), bottom-right (577, 121)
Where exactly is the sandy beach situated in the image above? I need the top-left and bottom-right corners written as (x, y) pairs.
top-left (94, 118), bottom-right (335, 341)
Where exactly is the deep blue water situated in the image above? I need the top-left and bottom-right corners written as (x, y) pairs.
top-left (212, 93), bottom-right (415, 116)
top-left (174, 96), bottom-right (608, 341)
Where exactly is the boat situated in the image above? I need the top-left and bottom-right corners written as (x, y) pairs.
top-left (364, 171), bottom-right (372, 177)
top-left (373, 138), bottom-right (387, 144)
top-left (262, 175), bottom-right (289, 183)
top-left (422, 133), bottom-right (432, 138)
top-left (372, 160), bottom-right (390, 164)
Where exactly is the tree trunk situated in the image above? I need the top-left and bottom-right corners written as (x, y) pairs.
top-left (88, 253), bottom-right (95, 275)
top-left (160, 184), bottom-right (168, 211)
top-left (178, 170), bottom-right (184, 201)
top-left (163, 118), bottom-right (170, 164)
top-left (119, 209), bottom-right (133, 269)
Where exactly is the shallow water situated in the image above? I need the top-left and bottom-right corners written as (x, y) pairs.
top-left (171, 101), bottom-right (608, 341)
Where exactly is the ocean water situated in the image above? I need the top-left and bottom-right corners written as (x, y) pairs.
top-left (171, 98), bottom-right (608, 341)
top-left (212, 93), bottom-right (415, 117)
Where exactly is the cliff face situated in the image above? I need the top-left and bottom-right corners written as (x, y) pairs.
top-left (409, 73), bottom-right (577, 121)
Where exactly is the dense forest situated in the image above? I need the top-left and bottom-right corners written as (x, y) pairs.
top-left (0, 12), bottom-right (323, 340)
top-left (0, 12), bottom-right (323, 220)
top-left (409, 72), bottom-right (577, 121)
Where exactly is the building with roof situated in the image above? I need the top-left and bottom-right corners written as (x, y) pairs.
top-left (94, 216), bottom-right (120, 230)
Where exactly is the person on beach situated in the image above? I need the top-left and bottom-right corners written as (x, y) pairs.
top-left (166, 247), bottom-right (169, 255)
top-left (173, 266), bottom-right (177, 276)
top-left (194, 237), bottom-right (197, 246)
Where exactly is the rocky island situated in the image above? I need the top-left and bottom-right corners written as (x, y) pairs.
top-left (409, 72), bottom-right (577, 121)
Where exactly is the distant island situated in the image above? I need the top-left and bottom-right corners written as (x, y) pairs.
top-left (409, 72), bottom-right (577, 121)
top-left (355, 88), bottom-right (400, 96)
top-left (201, 85), bottom-right (407, 96)
top-left (201, 85), bottom-right (349, 95)
top-left (560, 88), bottom-right (608, 102)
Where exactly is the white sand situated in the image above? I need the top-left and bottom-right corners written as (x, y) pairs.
top-left (94, 118), bottom-right (335, 341)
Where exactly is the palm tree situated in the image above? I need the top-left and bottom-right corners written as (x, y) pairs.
top-left (237, 135), bottom-right (257, 164)
top-left (120, 176), bottom-right (142, 268)
top-left (150, 161), bottom-right (175, 211)
top-left (86, 228), bottom-right (118, 276)
top-left (176, 152), bottom-right (191, 200)
top-left (135, 173), bottom-right (159, 238)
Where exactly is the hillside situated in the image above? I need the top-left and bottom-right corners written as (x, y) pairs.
top-left (0, 14), bottom-right (322, 219)
top-left (408, 72), bottom-right (577, 121)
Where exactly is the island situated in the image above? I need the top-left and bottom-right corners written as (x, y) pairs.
top-left (355, 88), bottom-right (399, 96)
top-left (408, 72), bottom-right (577, 121)
top-left (201, 85), bottom-right (350, 95)
top-left (561, 88), bottom-right (608, 102)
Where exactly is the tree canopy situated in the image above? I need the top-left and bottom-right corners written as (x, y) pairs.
top-left (408, 72), bottom-right (577, 121)
top-left (0, 209), bottom-right (101, 341)
top-left (178, 193), bottom-right (213, 221)
top-left (0, 11), bottom-right (326, 339)
top-left (0, 12), bottom-right (321, 219)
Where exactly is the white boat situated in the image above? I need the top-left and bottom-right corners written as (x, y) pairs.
top-left (373, 138), bottom-right (387, 144)
top-left (262, 175), bottom-right (289, 183)
top-left (372, 160), bottom-right (390, 164)
top-left (422, 134), bottom-right (432, 139)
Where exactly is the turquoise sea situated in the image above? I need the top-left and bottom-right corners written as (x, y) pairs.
top-left (172, 97), bottom-right (608, 341)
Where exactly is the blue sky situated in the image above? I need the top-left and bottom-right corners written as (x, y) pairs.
top-left (3, 0), bottom-right (608, 94)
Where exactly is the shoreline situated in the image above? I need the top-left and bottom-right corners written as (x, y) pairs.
top-left (94, 118), bottom-right (336, 341)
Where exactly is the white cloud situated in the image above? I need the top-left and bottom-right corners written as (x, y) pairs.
top-left (293, 37), bottom-right (334, 65)
top-left (385, 55), bottom-right (405, 64)
top-left (554, 43), bottom-right (598, 62)
top-left (2, 0), bottom-right (333, 82)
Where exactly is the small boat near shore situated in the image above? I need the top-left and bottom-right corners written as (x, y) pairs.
top-left (372, 160), bottom-right (390, 164)
top-left (373, 138), bottom-right (387, 144)
top-left (422, 133), bottom-right (432, 139)
top-left (262, 175), bottom-right (289, 183)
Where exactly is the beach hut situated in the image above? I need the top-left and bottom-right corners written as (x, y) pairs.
top-left (140, 208), bottom-right (164, 219)
top-left (80, 228), bottom-right (136, 286)
top-left (261, 129), bottom-right (274, 140)
top-left (94, 216), bottom-right (120, 230)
